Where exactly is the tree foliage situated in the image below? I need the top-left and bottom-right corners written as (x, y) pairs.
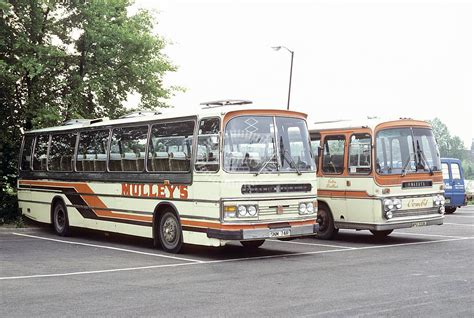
top-left (0, 0), bottom-right (178, 222)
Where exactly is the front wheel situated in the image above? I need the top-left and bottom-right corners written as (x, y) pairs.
top-left (240, 240), bottom-right (265, 249)
top-left (158, 211), bottom-right (183, 253)
top-left (316, 205), bottom-right (338, 240)
top-left (52, 201), bottom-right (70, 236)
top-left (444, 207), bottom-right (457, 214)
top-left (370, 229), bottom-right (393, 239)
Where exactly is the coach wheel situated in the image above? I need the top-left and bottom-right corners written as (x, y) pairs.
top-left (444, 207), bottom-right (456, 214)
top-left (240, 240), bottom-right (265, 249)
top-left (370, 229), bottom-right (393, 239)
top-left (53, 201), bottom-right (70, 236)
top-left (159, 211), bottom-right (183, 254)
top-left (316, 205), bottom-right (338, 240)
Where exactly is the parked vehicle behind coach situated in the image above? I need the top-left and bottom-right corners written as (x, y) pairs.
top-left (441, 158), bottom-right (467, 214)
top-left (309, 118), bottom-right (445, 239)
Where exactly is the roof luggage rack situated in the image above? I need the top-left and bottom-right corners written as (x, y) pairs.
top-left (63, 118), bottom-right (106, 126)
top-left (200, 99), bottom-right (253, 109)
top-left (119, 111), bottom-right (162, 118)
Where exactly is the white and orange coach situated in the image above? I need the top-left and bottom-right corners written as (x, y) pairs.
top-left (17, 100), bottom-right (318, 253)
top-left (309, 118), bottom-right (445, 239)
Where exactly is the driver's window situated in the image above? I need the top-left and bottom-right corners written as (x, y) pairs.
top-left (322, 135), bottom-right (345, 174)
top-left (195, 118), bottom-right (220, 172)
top-left (348, 134), bottom-right (371, 174)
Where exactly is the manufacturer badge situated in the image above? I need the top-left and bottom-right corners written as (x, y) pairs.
top-left (277, 206), bottom-right (284, 215)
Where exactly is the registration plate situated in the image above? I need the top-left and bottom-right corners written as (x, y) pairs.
top-left (411, 221), bottom-right (427, 227)
top-left (269, 229), bottom-right (291, 238)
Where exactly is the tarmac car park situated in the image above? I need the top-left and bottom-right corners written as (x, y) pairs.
top-left (1, 207), bottom-right (473, 317)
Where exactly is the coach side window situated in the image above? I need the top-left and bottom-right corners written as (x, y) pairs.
top-left (109, 126), bottom-right (149, 172)
top-left (48, 133), bottom-right (77, 171)
top-left (20, 135), bottom-right (35, 170)
top-left (310, 134), bottom-right (320, 171)
top-left (348, 134), bottom-right (371, 174)
top-left (32, 135), bottom-right (50, 171)
top-left (77, 130), bottom-right (109, 172)
top-left (322, 135), bottom-right (345, 174)
top-left (148, 121), bottom-right (195, 172)
top-left (195, 118), bottom-right (220, 172)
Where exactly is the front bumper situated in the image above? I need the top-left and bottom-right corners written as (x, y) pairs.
top-left (336, 215), bottom-right (444, 231)
top-left (207, 223), bottom-right (319, 240)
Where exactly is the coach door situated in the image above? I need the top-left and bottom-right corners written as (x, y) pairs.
top-left (320, 134), bottom-right (347, 222)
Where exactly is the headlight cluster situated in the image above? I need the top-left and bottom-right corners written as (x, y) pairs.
top-left (433, 194), bottom-right (445, 214)
top-left (298, 202), bottom-right (317, 215)
top-left (382, 198), bottom-right (402, 219)
top-left (224, 205), bottom-right (258, 218)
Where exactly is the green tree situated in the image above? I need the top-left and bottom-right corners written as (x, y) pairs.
top-left (428, 118), bottom-right (466, 160)
top-left (0, 0), bottom-right (178, 222)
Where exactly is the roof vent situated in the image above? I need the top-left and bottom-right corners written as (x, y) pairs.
top-left (200, 99), bottom-right (252, 109)
top-left (119, 111), bottom-right (162, 119)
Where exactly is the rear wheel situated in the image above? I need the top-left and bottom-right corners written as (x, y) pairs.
top-left (370, 229), bottom-right (393, 239)
top-left (52, 201), bottom-right (70, 236)
top-left (444, 207), bottom-right (457, 214)
top-left (240, 240), bottom-right (265, 249)
top-left (316, 204), bottom-right (338, 240)
top-left (158, 211), bottom-right (183, 253)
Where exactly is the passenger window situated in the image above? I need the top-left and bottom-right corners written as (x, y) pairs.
top-left (442, 163), bottom-right (450, 180)
top-left (195, 118), bottom-right (220, 172)
top-left (109, 126), bottom-right (148, 172)
top-left (48, 133), bottom-right (76, 171)
top-left (77, 130), bottom-right (109, 172)
top-left (451, 163), bottom-right (461, 180)
top-left (148, 121), bottom-right (195, 172)
top-left (20, 135), bottom-right (35, 170)
top-left (349, 134), bottom-right (371, 174)
top-left (32, 135), bottom-right (50, 171)
top-left (322, 135), bottom-right (345, 174)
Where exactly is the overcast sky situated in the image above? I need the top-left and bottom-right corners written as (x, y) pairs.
top-left (132, 0), bottom-right (473, 148)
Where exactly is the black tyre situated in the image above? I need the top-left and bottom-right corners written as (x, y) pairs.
top-left (444, 207), bottom-right (457, 214)
top-left (158, 211), bottom-right (183, 253)
top-left (316, 204), bottom-right (338, 240)
top-left (52, 201), bottom-right (70, 236)
top-left (240, 240), bottom-right (265, 249)
top-left (370, 229), bottom-right (393, 239)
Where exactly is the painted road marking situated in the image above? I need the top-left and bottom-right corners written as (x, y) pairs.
top-left (443, 223), bottom-right (474, 227)
top-left (12, 232), bottom-right (204, 263)
top-left (394, 232), bottom-right (471, 239)
top-left (269, 239), bottom-right (355, 249)
top-left (1, 236), bottom-right (472, 281)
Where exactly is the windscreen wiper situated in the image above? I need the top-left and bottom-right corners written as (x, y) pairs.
top-left (416, 140), bottom-right (433, 175)
top-left (255, 152), bottom-right (278, 176)
top-left (401, 153), bottom-right (414, 177)
top-left (281, 149), bottom-right (302, 175)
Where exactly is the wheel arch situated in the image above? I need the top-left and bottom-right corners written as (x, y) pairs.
top-left (152, 201), bottom-right (181, 245)
top-left (50, 195), bottom-right (67, 224)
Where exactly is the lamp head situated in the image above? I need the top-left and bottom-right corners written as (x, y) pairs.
top-left (271, 46), bottom-right (282, 51)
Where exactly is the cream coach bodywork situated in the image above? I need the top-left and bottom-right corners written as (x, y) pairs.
top-left (18, 105), bottom-right (318, 252)
top-left (309, 118), bottom-right (444, 238)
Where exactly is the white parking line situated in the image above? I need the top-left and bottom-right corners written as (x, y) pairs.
top-left (269, 239), bottom-right (355, 249)
top-left (2, 236), bottom-right (471, 281)
top-left (446, 215), bottom-right (474, 218)
top-left (393, 232), bottom-right (471, 239)
top-left (443, 222), bottom-right (474, 227)
top-left (0, 262), bottom-right (196, 281)
top-left (12, 232), bottom-right (204, 263)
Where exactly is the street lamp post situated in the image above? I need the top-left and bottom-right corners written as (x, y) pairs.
top-left (272, 46), bottom-right (294, 110)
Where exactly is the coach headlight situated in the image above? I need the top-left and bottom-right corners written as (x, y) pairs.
top-left (433, 194), bottom-right (445, 207)
top-left (306, 202), bottom-right (314, 214)
top-left (385, 210), bottom-right (393, 219)
top-left (247, 205), bottom-right (258, 217)
top-left (299, 202), bottom-right (307, 214)
top-left (383, 198), bottom-right (394, 212)
top-left (238, 205), bottom-right (248, 217)
top-left (393, 198), bottom-right (402, 210)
